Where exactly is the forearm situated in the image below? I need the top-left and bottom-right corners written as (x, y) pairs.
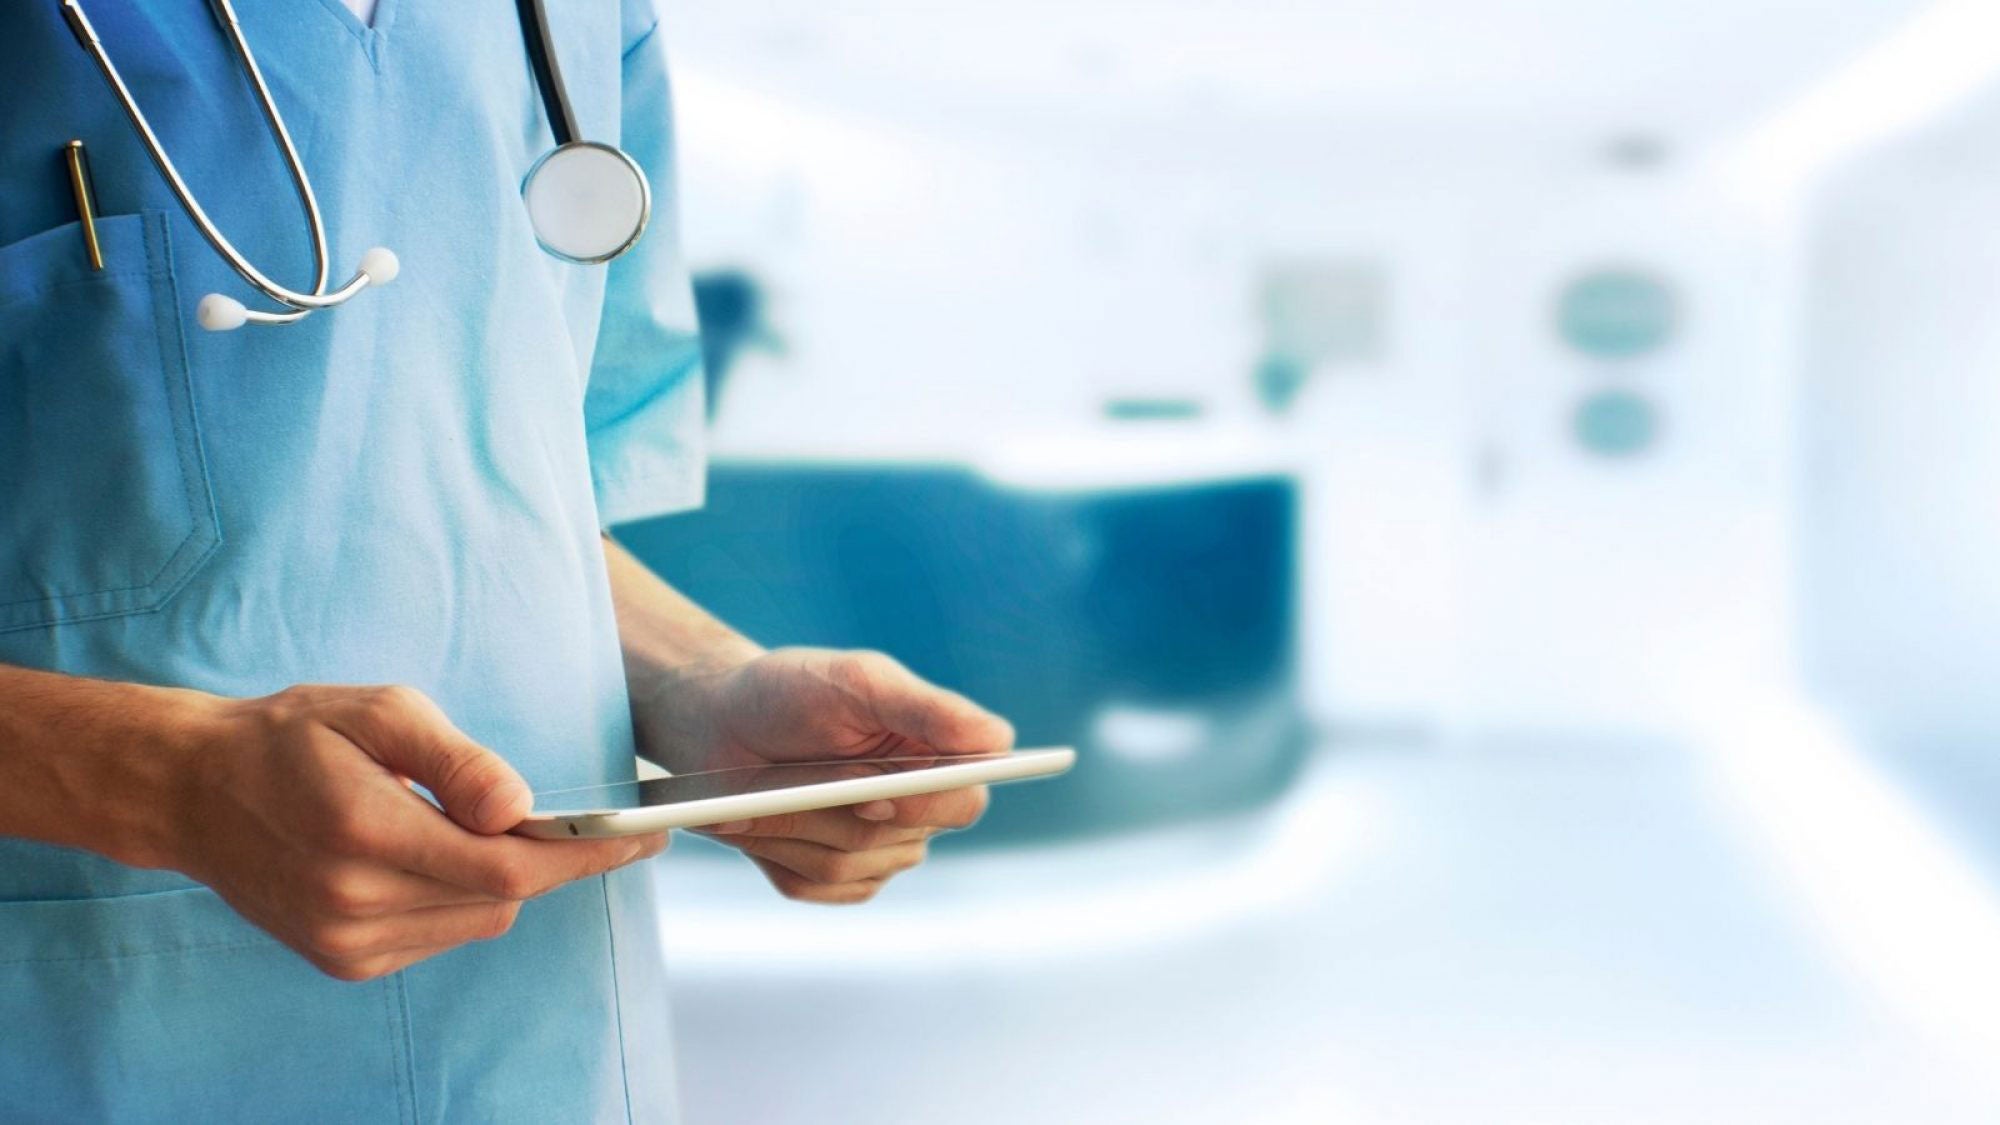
top-left (0, 663), bottom-right (216, 869)
top-left (601, 535), bottom-right (763, 767)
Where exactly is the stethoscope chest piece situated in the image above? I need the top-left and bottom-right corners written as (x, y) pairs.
top-left (523, 141), bottom-right (651, 264)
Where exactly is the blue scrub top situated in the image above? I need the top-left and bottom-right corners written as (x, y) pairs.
top-left (0, 1), bottom-right (703, 1119)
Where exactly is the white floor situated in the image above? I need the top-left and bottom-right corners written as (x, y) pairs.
top-left (651, 735), bottom-right (2000, 1124)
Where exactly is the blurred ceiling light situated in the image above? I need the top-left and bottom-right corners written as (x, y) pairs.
top-left (1728, 0), bottom-right (2000, 195)
top-left (1700, 700), bottom-right (2000, 1067)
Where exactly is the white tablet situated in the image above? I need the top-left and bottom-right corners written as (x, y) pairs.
top-left (514, 748), bottom-right (1076, 839)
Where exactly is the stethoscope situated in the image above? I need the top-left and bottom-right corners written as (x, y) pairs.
top-left (57, 0), bottom-right (651, 332)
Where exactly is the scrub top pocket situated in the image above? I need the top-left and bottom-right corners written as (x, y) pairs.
top-left (0, 210), bottom-right (219, 633)
top-left (0, 886), bottom-right (413, 1124)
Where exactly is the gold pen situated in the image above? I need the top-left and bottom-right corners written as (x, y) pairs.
top-left (63, 139), bottom-right (104, 270)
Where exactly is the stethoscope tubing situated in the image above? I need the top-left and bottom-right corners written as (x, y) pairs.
top-left (516, 0), bottom-right (580, 148)
top-left (60, 0), bottom-right (640, 329)
top-left (61, 0), bottom-right (374, 323)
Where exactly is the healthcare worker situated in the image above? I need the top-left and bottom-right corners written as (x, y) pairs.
top-left (0, 1), bottom-right (1011, 1120)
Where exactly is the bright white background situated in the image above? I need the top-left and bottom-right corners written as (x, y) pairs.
top-left (648, 2), bottom-right (2000, 1120)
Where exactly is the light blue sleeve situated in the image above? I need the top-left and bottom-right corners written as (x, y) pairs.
top-left (585, 7), bottom-right (707, 528)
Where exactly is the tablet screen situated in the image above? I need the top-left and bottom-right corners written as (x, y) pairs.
top-left (531, 754), bottom-right (1003, 814)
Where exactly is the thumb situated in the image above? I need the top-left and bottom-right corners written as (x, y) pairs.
top-left (851, 654), bottom-right (1016, 755)
top-left (338, 686), bottom-right (532, 834)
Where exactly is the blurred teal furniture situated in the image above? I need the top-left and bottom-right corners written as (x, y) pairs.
top-left (615, 460), bottom-right (1308, 849)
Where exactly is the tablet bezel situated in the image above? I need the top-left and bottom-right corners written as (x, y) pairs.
top-left (514, 747), bottom-right (1076, 839)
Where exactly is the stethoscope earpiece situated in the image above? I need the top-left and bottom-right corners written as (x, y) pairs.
top-left (359, 247), bottom-right (401, 287)
top-left (196, 248), bottom-right (397, 333)
top-left (196, 294), bottom-right (248, 333)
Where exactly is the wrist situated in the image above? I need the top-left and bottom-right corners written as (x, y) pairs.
top-left (627, 642), bottom-right (764, 772)
top-left (600, 534), bottom-right (765, 770)
top-left (0, 665), bottom-right (233, 872)
top-left (84, 683), bottom-right (234, 873)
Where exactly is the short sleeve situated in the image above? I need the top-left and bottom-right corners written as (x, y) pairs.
top-left (584, 9), bottom-right (707, 527)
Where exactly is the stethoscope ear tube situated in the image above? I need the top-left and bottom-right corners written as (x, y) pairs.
top-left (60, 0), bottom-right (641, 332)
top-left (59, 0), bottom-right (393, 329)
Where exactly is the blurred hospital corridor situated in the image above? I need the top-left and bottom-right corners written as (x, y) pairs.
top-left (622, 0), bottom-right (2000, 1120)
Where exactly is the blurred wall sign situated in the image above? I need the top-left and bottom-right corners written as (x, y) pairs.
top-left (1259, 260), bottom-right (1386, 366)
top-left (1555, 269), bottom-right (1677, 358)
top-left (1572, 388), bottom-right (1661, 457)
top-left (1255, 258), bottom-right (1387, 412)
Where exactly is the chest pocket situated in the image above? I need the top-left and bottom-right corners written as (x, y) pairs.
top-left (0, 210), bottom-right (219, 633)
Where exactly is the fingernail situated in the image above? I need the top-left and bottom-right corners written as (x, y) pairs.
top-left (708, 820), bottom-right (752, 835)
top-left (854, 801), bottom-right (896, 822)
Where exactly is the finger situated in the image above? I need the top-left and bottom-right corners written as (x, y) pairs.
top-left (315, 861), bottom-right (508, 918)
top-left (301, 900), bottom-right (521, 975)
top-left (461, 831), bottom-right (667, 900)
top-left (322, 769), bottom-right (655, 896)
top-left (366, 900), bottom-right (523, 956)
top-left (749, 857), bottom-right (889, 906)
top-left (310, 925), bottom-right (512, 983)
top-left (733, 836), bottom-right (928, 886)
top-left (326, 945), bottom-right (450, 982)
top-left (325, 685), bottom-right (531, 835)
top-left (696, 807), bottom-right (928, 850)
top-left (871, 785), bottom-right (990, 831)
top-left (839, 652), bottom-right (1015, 754)
top-left (385, 824), bottom-right (668, 901)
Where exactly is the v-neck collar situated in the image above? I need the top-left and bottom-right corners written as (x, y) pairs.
top-left (303, 0), bottom-right (401, 66)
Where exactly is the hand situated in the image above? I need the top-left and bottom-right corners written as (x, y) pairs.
top-left (159, 684), bottom-right (665, 981)
top-left (659, 648), bottom-right (1013, 905)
